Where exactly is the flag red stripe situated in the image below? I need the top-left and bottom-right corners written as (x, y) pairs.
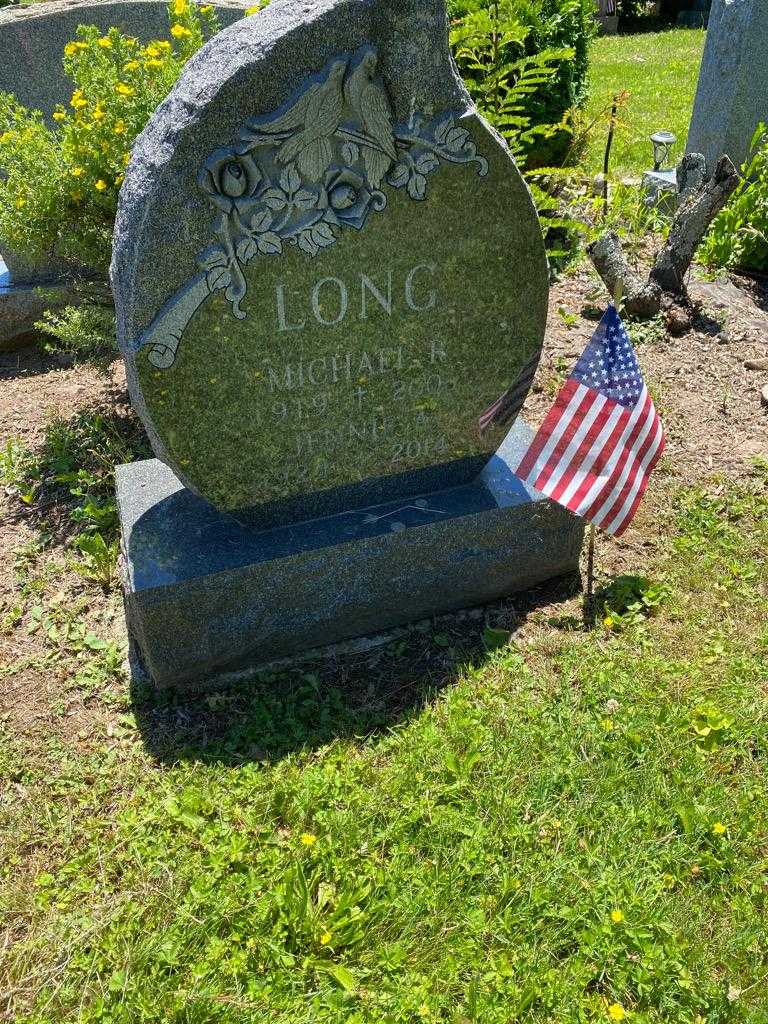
top-left (566, 404), bottom-right (633, 513)
top-left (583, 392), bottom-right (655, 522)
top-left (591, 403), bottom-right (660, 528)
top-left (532, 388), bottom-right (599, 492)
top-left (610, 427), bottom-right (666, 536)
top-left (547, 396), bottom-right (615, 503)
top-left (513, 378), bottom-right (582, 482)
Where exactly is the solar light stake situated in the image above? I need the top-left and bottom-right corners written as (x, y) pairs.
top-left (650, 130), bottom-right (676, 172)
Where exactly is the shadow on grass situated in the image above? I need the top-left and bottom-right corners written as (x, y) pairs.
top-left (130, 572), bottom-right (583, 767)
top-left (0, 338), bottom-right (62, 382)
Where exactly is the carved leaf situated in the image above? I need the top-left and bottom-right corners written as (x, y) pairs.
top-left (434, 117), bottom-right (453, 145)
top-left (342, 141), bottom-right (360, 164)
top-left (280, 163), bottom-right (301, 196)
top-left (293, 188), bottom-right (318, 210)
top-left (444, 126), bottom-right (469, 152)
top-left (198, 245), bottom-right (228, 271)
top-left (297, 230), bottom-right (319, 257)
top-left (415, 151), bottom-right (440, 174)
top-left (236, 237), bottom-right (258, 263)
top-left (250, 209), bottom-right (273, 233)
top-left (407, 172), bottom-right (428, 201)
top-left (261, 188), bottom-right (287, 211)
top-left (387, 162), bottom-right (410, 189)
top-left (257, 232), bottom-right (283, 256)
top-left (311, 222), bottom-right (336, 248)
top-left (206, 266), bottom-right (231, 292)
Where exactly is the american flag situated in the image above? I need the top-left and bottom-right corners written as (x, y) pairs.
top-left (511, 306), bottom-right (665, 537)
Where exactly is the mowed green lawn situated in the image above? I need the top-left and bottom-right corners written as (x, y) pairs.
top-left (582, 28), bottom-right (706, 179)
top-left (2, 406), bottom-right (768, 1021)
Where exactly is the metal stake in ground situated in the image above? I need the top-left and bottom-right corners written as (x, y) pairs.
top-left (584, 522), bottom-right (597, 627)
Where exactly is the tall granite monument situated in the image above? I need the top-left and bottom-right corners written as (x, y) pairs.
top-left (687, 0), bottom-right (768, 173)
top-left (112, 0), bottom-right (583, 687)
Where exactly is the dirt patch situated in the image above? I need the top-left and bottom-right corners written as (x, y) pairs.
top-left (1, 267), bottom-right (767, 747)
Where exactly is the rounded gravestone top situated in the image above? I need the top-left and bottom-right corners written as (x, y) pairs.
top-left (113, 0), bottom-right (549, 528)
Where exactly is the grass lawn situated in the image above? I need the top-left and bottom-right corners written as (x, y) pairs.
top-left (2, 402), bottom-right (768, 1020)
top-left (582, 28), bottom-right (706, 180)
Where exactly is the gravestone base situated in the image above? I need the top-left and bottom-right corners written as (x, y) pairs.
top-left (117, 423), bottom-right (584, 689)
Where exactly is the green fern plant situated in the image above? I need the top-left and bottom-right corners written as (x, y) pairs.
top-left (450, 4), bottom-right (586, 269)
top-left (450, 6), bottom-right (574, 162)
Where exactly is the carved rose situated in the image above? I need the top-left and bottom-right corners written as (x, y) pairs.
top-left (321, 168), bottom-right (384, 230)
top-left (198, 149), bottom-right (263, 214)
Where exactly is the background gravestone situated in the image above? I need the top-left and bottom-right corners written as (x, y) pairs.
top-left (0, 0), bottom-right (249, 121)
top-left (0, 0), bottom-right (252, 345)
top-left (686, 0), bottom-right (768, 172)
top-left (112, 0), bottom-right (583, 687)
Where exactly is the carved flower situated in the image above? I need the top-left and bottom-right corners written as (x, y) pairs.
top-left (321, 167), bottom-right (384, 230)
top-left (198, 148), bottom-right (263, 214)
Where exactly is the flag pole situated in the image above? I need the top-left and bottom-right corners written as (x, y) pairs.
top-left (585, 523), bottom-right (597, 627)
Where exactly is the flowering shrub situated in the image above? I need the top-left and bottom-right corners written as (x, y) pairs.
top-left (0, 1), bottom-right (220, 276)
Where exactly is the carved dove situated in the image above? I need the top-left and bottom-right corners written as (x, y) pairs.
top-left (276, 60), bottom-right (347, 181)
top-left (343, 51), bottom-right (397, 188)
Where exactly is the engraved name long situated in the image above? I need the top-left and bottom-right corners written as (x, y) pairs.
top-left (130, 45), bottom-right (487, 370)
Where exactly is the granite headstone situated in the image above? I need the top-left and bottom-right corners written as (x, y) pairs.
top-left (687, 0), bottom-right (768, 173)
top-left (112, 0), bottom-right (584, 687)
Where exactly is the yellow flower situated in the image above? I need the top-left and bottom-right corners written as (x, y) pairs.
top-left (145, 59), bottom-right (165, 70)
top-left (0, 131), bottom-right (12, 144)
top-left (91, 106), bottom-right (105, 122)
top-left (95, 179), bottom-right (108, 192)
top-left (114, 119), bottom-right (126, 135)
top-left (600, 717), bottom-right (614, 732)
top-left (70, 90), bottom-right (87, 110)
top-left (170, 23), bottom-right (192, 38)
top-left (172, 0), bottom-right (188, 13)
top-left (123, 151), bottom-right (132, 165)
top-left (115, 174), bottom-right (125, 186)
top-left (157, 40), bottom-right (172, 50)
top-left (320, 931), bottom-right (332, 945)
top-left (52, 110), bottom-right (67, 122)
top-left (299, 833), bottom-right (317, 846)
top-left (115, 82), bottom-right (135, 97)
top-left (200, 3), bottom-right (214, 11)
top-left (608, 1004), bottom-right (626, 1021)
top-left (124, 60), bottom-right (140, 72)
top-left (64, 42), bottom-right (79, 57)
top-left (610, 909), bottom-right (624, 924)
top-left (712, 821), bottom-right (727, 835)
top-left (245, 1), bottom-right (265, 11)
top-left (145, 43), bottom-right (161, 57)
top-left (14, 196), bottom-right (26, 209)
top-left (97, 35), bottom-right (112, 48)
top-left (71, 166), bottom-right (84, 177)
top-left (603, 616), bottom-right (614, 629)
